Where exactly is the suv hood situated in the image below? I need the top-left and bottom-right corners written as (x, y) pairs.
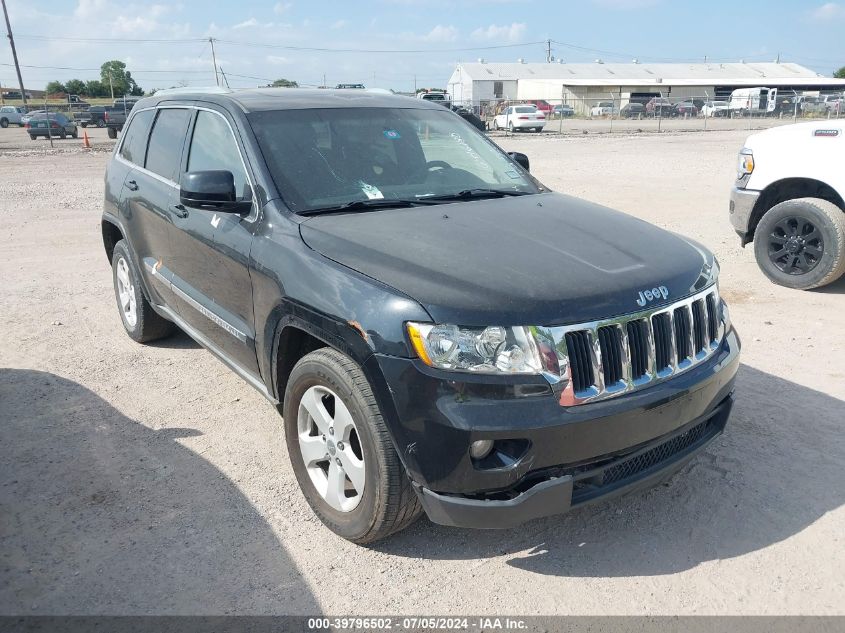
top-left (300, 192), bottom-right (715, 326)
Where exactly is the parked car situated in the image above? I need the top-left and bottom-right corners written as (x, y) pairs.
top-left (492, 105), bottom-right (546, 132)
top-left (20, 110), bottom-right (47, 126)
top-left (451, 105), bottom-right (485, 131)
top-left (66, 95), bottom-right (90, 110)
top-left (553, 104), bottom-right (574, 117)
top-left (102, 88), bottom-right (739, 543)
top-left (619, 103), bottom-right (644, 118)
top-left (799, 96), bottom-right (826, 115)
top-left (75, 106), bottom-right (111, 128)
top-left (730, 121), bottom-right (845, 289)
top-left (645, 97), bottom-right (673, 117)
top-left (24, 112), bottom-right (78, 139)
top-left (590, 101), bottom-right (616, 117)
top-left (2, 91), bottom-right (31, 100)
top-left (0, 105), bottom-right (26, 127)
top-left (673, 101), bottom-right (699, 117)
top-left (701, 100), bottom-right (730, 118)
top-left (525, 99), bottom-right (553, 114)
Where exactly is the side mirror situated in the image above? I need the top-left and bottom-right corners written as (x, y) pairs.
top-left (180, 170), bottom-right (249, 213)
top-left (509, 152), bottom-right (530, 172)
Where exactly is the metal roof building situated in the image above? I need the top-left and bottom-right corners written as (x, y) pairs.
top-left (446, 62), bottom-right (845, 111)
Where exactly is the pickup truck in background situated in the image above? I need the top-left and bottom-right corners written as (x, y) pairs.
top-left (75, 105), bottom-right (130, 137)
top-left (730, 121), bottom-right (845, 289)
top-left (0, 105), bottom-right (26, 127)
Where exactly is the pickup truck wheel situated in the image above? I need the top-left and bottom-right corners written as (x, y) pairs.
top-left (111, 240), bottom-right (175, 342)
top-left (97, 119), bottom-right (106, 128)
top-left (284, 348), bottom-right (422, 543)
top-left (71, 129), bottom-right (78, 139)
top-left (107, 127), bottom-right (117, 139)
top-left (754, 197), bottom-right (845, 289)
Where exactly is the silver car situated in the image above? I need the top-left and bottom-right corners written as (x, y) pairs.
top-left (0, 105), bottom-right (26, 127)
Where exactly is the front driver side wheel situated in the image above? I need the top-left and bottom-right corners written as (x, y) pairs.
top-left (753, 197), bottom-right (845, 289)
top-left (284, 348), bottom-right (422, 543)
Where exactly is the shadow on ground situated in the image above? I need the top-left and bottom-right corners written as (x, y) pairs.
top-left (0, 369), bottom-right (317, 615)
top-left (376, 364), bottom-right (845, 577)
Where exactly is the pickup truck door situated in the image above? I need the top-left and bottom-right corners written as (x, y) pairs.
top-left (167, 107), bottom-right (260, 376)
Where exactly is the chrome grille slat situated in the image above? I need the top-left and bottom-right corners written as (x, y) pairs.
top-left (545, 286), bottom-right (724, 406)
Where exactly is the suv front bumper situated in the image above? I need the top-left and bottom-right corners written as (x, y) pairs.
top-left (369, 328), bottom-right (740, 529)
top-left (729, 186), bottom-right (760, 243)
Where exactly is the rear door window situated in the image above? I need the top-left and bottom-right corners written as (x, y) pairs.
top-left (145, 108), bottom-right (192, 182)
top-left (119, 109), bottom-right (155, 166)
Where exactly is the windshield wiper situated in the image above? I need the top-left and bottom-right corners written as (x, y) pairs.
top-left (299, 198), bottom-right (440, 216)
top-left (422, 189), bottom-right (533, 202)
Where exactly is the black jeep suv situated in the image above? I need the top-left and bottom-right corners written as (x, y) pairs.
top-left (102, 88), bottom-right (740, 543)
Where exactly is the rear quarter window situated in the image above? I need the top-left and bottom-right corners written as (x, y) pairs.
top-left (119, 109), bottom-right (155, 166)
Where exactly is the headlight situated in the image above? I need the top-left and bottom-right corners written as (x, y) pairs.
top-left (406, 323), bottom-right (559, 375)
top-left (736, 147), bottom-right (754, 179)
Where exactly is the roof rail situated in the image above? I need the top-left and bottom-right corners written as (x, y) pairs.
top-left (152, 86), bottom-right (233, 96)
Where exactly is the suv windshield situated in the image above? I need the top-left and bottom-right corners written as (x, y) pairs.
top-left (249, 107), bottom-right (540, 213)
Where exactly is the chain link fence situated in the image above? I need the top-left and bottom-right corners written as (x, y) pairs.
top-left (452, 90), bottom-right (845, 136)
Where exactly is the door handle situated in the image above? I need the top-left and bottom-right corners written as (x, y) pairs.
top-left (126, 180), bottom-right (139, 191)
top-left (170, 203), bottom-right (189, 219)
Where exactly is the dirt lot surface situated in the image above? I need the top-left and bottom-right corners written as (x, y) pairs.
top-left (1, 125), bottom-right (843, 616)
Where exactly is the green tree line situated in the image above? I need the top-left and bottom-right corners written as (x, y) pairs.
top-left (46, 61), bottom-right (144, 97)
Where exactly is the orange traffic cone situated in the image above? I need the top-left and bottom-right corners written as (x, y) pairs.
top-left (82, 130), bottom-right (91, 149)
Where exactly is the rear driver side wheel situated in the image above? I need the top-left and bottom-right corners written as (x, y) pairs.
top-left (111, 240), bottom-right (175, 342)
top-left (284, 348), bottom-right (422, 543)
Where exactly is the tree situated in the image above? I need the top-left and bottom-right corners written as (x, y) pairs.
top-left (100, 60), bottom-right (142, 97)
top-left (84, 80), bottom-right (106, 97)
top-left (834, 66), bottom-right (845, 79)
top-left (64, 79), bottom-right (86, 95)
top-left (266, 78), bottom-right (298, 88)
top-left (45, 80), bottom-right (66, 96)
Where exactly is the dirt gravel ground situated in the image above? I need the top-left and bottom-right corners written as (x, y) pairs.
top-left (1, 125), bottom-right (843, 616)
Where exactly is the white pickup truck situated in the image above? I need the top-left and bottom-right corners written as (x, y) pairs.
top-left (730, 121), bottom-right (845, 289)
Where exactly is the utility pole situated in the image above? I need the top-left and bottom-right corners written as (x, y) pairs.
top-left (1, 0), bottom-right (27, 106)
top-left (546, 39), bottom-right (552, 63)
top-left (209, 37), bottom-right (219, 86)
top-left (108, 72), bottom-right (114, 99)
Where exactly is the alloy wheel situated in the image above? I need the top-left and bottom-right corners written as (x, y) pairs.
top-left (297, 385), bottom-right (365, 512)
top-left (767, 216), bottom-right (824, 275)
top-left (115, 256), bottom-right (138, 328)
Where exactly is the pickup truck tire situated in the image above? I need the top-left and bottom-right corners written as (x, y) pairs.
top-left (754, 197), bottom-right (845, 289)
top-left (97, 119), bottom-right (106, 128)
top-left (71, 129), bottom-right (78, 139)
top-left (111, 240), bottom-right (175, 342)
top-left (0, 118), bottom-right (8, 128)
top-left (107, 127), bottom-right (117, 139)
top-left (284, 348), bottom-right (423, 543)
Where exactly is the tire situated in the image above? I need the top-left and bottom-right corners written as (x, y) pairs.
top-left (96, 119), bottom-right (106, 128)
top-left (0, 118), bottom-right (8, 128)
top-left (29, 135), bottom-right (36, 141)
top-left (508, 122), bottom-right (515, 133)
top-left (111, 240), bottom-right (175, 342)
top-left (59, 130), bottom-right (67, 140)
top-left (753, 197), bottom-right (845, 289)
top-left (284, 348), bottom-right (422, 544)
top-left (71, 129), bottom-right (78, 139)
top-left (107, 127), bottom-right (117, 139)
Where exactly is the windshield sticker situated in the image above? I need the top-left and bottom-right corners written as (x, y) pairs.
top-left (383, 129), bottom-right (401, 139)
top-left (505, 170), bottom-right (520, 179)
top-left (358, 181), bottom-right (384, 200)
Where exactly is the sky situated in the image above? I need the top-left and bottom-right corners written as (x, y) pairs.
top-left (2, 0), bottom-right (844, 94)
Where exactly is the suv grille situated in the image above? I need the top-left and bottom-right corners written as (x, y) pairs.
top-left (556, 286), bottom-right (724, 405)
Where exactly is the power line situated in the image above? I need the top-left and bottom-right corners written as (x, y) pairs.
top-left (1, 62), bottom-right (212, 74)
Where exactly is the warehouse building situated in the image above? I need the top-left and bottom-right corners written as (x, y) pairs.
top-left (445, 61), bottom-right (845, 113)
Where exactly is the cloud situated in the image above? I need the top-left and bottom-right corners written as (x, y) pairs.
top-left (274, 2), bottom-right (293, 13)
top-left (330, 19), bottom-right (347, 29)
top-left (422, 25), bottom-right (459, 42)
top-left (470, 23), bottom-right (526, 43)
top-left (810, 2), bottom-right (845, 19)
top-left (233, 17), bottom-right (275, 29)
top-left (266, 55), bottom-right (291, 65)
